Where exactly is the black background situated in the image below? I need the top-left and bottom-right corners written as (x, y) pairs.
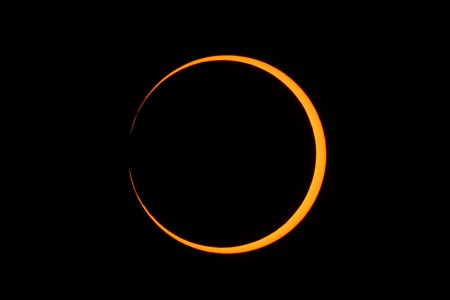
top-left (13, 9), bottom-right (448, 298)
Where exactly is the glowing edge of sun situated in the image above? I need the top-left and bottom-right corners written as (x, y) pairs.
top-left (129, 55), bottom-right (326, 254)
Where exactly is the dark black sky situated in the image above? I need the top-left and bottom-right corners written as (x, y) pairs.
top-left (15, 11), bottom-right (448, 298)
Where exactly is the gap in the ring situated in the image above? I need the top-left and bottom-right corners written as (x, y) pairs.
top-left (129, 61), bottom-right (315, 247)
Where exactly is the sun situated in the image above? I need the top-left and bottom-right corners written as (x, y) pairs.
top-left (129, 55), bottom-right (326, 254)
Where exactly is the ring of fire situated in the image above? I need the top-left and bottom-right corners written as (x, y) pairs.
top-left (129, 55), bottom-right (326, 254)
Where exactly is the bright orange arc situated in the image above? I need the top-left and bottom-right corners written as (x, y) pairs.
top-left (129, 55), bottom-right (327, 254)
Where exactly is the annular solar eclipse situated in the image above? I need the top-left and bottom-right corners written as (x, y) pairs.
top-left (129, 55), bottom-right (326, 254)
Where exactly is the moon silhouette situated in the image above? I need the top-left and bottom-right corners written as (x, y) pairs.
top-left (129, 55), bottom-right (326, 254)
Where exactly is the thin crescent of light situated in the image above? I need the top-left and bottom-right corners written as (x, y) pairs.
top-left (129, 55), bottom-right (326, 254)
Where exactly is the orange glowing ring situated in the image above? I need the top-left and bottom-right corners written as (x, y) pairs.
top-left (129, 55), bottom-right (326, 254)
